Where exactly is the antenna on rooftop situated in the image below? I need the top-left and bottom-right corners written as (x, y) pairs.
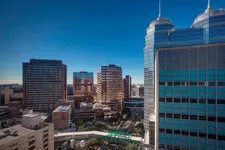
top-left (207, 0), bottom-right (211, 9)
top-left (158, 0), bottom-right (161, 17)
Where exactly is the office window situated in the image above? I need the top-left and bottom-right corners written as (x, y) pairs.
top-left (43, 134), bottom-right (48, 138)
top-left (28, 140), bottom-right (35, 146)
top-left (190, 48), bottom-right (197, 70)
top-left (218, 117), bottom-right (225, 122)
top-left (174, 82), bottom-right (181, 86)
top-left (208, 99), bottom-right (216, 104)
top-left (174, 98), bottom-right (180, 103)
top-left (43, 143), bottom-right (48, 148)
top-left (174, 114), bottom-right (180, 119)
top-left (217, 45), bottom-right (225, 69)
top-left (190, 98), bottom-right (197, 103)
top-left (43, 138), bottom-right (48, 144)
top-left (190, 132), bottom-right (197, 137)
top-left (159, 128), bottom-right (165, 133)
top-left (198, 47), bottom-right (206, 70)
top-left (28, 145), bottom-right (35, 150)
top-left (199, 116), bottom-right (206, 121)
top-left (218, 135), bottom-right (225, 141)
top-left (166, 98), bottom-right (173, 102)
top-left (182, 98), bottom-right (189, 103)
top-left (159, 113), bottom-right (165, 117)
top-left (207, 46), bottom-right (216, 70)
top-left (198, 82), bottom-right (205, 86)
top-left (217, 99), bottom-right (225, 104)
top-left (159, 82), bottom-right (165, 86)
top-left (199, 133), bottom-right (206, 138)
top-left (166, 129), bottom-right (172, 134)
top-left (173, 50), bottom-right (181, 70)
top-left (165, 51), bottom-right (173, 70)
top-left (159, 51), bottom-right (165, 71)
top-left (199, 99), bottom-right (206, 103)
top-left (218, 82), bottom-right (225, 86)
top-left (159, 98), bottom-right (165, 102)
top-left (190, 115), bottom-right (197, 120)
top-left (208, 134), bottom-right (216, 140)
top-left (159, 144), bottom-right (165, 148)
top-left (182, 49), bottom-right (189, 70)
top-left (208, 82), bottom-right (216, 86)
top-left (208, 117), bottom-right (216, 122)
top-left (168, 82), bottom-right (173, 86)
top-left (182, 131), bottom-right (189, 136)
top-left (166, 114), bottom-right (173, 118)
top-left (182, 114), bottom-right (189, 119)
top-left (190, 82), bottom-right (197, 86)
top-left (174, 130), bottom-right (180, 135)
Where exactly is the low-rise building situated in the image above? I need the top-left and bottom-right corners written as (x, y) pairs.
top-left (102, 100), bottom-right (122, 111)
top-left (0, 113), bottom-right (54, 150)
top-left (52, 105), bottom-right (72, 130)
top-left (74, 103), bottom-right (104, 121)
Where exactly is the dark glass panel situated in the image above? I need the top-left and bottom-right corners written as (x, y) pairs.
top-left (165, 51), bottom-right (173, 71)
top-left (182, 49), bottom-right (189, 70)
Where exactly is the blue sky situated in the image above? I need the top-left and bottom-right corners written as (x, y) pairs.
top-left (0, 0), bottom-right (225, 84)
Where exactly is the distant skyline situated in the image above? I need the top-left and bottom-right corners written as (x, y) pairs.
top-left (1, 0), bottom-right (225, 84)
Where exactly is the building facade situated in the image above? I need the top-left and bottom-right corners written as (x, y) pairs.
top-left (73, 72), bottom-right (93, 95)
top-left (67, 84), bottom-right (73, 96)
top-left (97, 65), bottom-right (124, 109)
top-left (0, 114), bottom-right (54, 150)
top-left (23, 59), bottom-right (67, 112)
top-left (52, 105), bottom-right (72, 129)
top-left (124, 75), bottom-right (132, 100)
top-left (131, 85), bottom-right (144, 98)
top-left (144, 2), bottom-right (225, 150)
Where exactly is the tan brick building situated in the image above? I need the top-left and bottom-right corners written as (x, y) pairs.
top-left (97, 65), bottom-right (124, 110)
top-left (52, 105), bottom-right (72, 129)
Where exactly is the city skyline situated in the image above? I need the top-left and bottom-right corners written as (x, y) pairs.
top-left (1, 0), bottom-right (225, 85)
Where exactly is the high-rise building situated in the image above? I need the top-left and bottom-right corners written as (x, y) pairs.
top-left (67, 84), bottom-right (73, 96)
top-left (144, 1), bottom-right (225, 150)
top-left (131, 85), bottom-right (144, 98)
top-left (23, 59), bottom-right (67, 112)
top-left (97, 65), bottom-right (124, 110)
top-left (73, 72), bottom-right (93, 95)
top-left (124, 75), bottom-right (132, 100)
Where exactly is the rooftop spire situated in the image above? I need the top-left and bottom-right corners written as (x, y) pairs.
top-left (158, 0), bottom-right (161, 17)
top-left (207, 0), bottom-right (211, 9)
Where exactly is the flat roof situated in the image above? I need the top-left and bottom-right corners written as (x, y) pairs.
top-left (53, 105), bottom-right (71, 113)
top-left (157, 42), bottom-right (225, 51)
top-left (0, 124), bottom-right (34, 145)
top-left (23, 113), bottom-right (40, 118)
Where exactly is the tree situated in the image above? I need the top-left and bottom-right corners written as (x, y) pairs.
top-left (87, 138), bottom-right (101, 146)
top-left (125, 144), bottom-right (139, 150)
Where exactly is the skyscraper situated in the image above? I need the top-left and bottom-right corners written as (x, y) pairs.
top-left (23, 59), bottom-right (67, 112)
top-left (144, 0), bottom-right (225, 150)
top-left (124, 75), bottom-right (132, 100)
top-left (97, 65), bottom-right (124, 109)
top-left (73, 72), bottom-right (93, 95)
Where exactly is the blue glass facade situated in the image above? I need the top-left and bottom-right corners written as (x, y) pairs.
top-left (144, 6), bottom-right (225, 150)
top-left (158, 45), bottom-right (225, 150)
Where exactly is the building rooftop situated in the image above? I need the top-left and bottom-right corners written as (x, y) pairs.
top-left (23, 113), bottom-right (40, 118)
top-left (53, 105), bottom-right (71, 113)
top-left (29, 59), bottom-right (62, 64)
top-left (193, 7), bottom-right (225, 26)
top-left (0, 124), bottom-right (34, 145)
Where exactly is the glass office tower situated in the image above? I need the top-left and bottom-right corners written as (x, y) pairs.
top-left (144, 4), bottom-right (225, 150)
